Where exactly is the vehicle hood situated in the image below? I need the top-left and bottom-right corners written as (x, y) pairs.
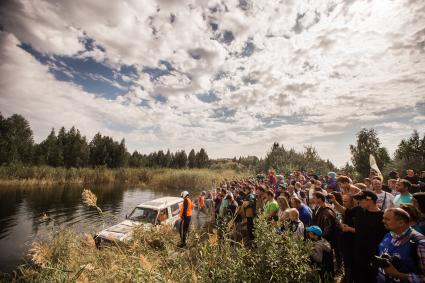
top-left (96, 220), bottom-right (148, 242)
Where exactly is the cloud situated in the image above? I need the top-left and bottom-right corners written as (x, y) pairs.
top-left (1, 0), bottom-right (425, 166)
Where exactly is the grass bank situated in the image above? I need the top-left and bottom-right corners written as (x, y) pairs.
top-left (0, 166), bottom-right (250, 191)
top-left (5, 215), bottom-right (314, 282)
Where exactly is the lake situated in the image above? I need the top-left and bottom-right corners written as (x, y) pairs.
top-left (0, 185), bottom-right (187, 273)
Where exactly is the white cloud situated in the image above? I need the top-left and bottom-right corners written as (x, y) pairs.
top-left (1, 0), bottom-right (425, 167)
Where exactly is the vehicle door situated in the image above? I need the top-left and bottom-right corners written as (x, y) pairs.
top-left (168, 201), bottom-right (183, 227)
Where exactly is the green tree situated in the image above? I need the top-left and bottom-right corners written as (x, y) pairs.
top-left (0, 113), bottom-right (34, 164)
top-left (195, 148), bottom-right (209, 168)
top-left (164, 149), bottom-right (172, 168)
top-left (188, 149), bottom-right (196, 168)
top-left (37, 129), bottom-right (64, 166)
top-left (173, 150), bottom-right (188, 168)
top-left (350, 128), bottom-right (390, 179)
top-left (393, 130), bottom-right (425, 172)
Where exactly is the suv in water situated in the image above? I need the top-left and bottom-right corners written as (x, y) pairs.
top-left (96, 196), bottom-right (183, 244)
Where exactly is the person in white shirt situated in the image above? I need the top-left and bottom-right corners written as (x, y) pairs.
top-left (372, 177), bottom-right (394, 210)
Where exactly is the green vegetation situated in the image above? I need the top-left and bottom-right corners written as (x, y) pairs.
top-left (1, 112), bottom-right (424, 181)
top-left (350, 128), bottom-right (425, 179)
top-left (262, 142), bottom-right (337, 174)
top-left (0, 113), bottom-right (210, 169)
top-left (0, 165), bottom-right (248, 191)
top-left (9, 214), bottom-right (314, 282)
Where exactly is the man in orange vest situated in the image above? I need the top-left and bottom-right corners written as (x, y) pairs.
top-left (179, 190), bottom-right (192, 247)
top-left (197, 191), bottom-right (207, 219)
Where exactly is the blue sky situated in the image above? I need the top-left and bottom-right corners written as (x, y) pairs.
top-left (0, 0), bottom-right (424, 166)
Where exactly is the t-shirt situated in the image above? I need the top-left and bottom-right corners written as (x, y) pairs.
top-left (393, 193), bottom-right (412, 207)
top-left (298, 204), bottom-right (313, 227)
top-left (375, 191), bottom-right (394, 210)
top-left (264, 199), bottom-right (279, 214)
top-left (351, 207), bottom-right (388, 260)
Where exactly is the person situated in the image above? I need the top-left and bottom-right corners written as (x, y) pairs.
top-left (178, 191), bottom-right (193, 247)
top-left (268, 169), bottom-right (277, 190)
top-left (393, 179), bottom-right (413, 207)
top-left (387, 179), bottom-right (398, 196)
top-left (405, 169), bottom-right (420, 193)
top-left (400, 203), bottom-right (424, 234)
top-left (276, 175), bottom-right (285, 192)
top-left (372, 177), bottom-right (394, 210)
top-left (306, 225), bottom-right (333, 281)
top-left (158, 209), bottom-right (168, 223)
top-left (291, 197), bottom-right (312, 227)
top-left (364, 178), bottom-right (372, 190)
top-left (256, 186), bottom-right (266, 214)
top-left (329, 193), bottom-right (356, 283)
top-left (312, 192), bottom-right (339, 271)
top-left (326, 172), bottom-right (338, 192)
top-left (351, 190), bottom-right (388, 283)
top-left (264, 190), bottom-right (279, 221)
top-left (420, 171), bottom-right (425, 192)
top-left (197, 191), bottom-right (208, 219)
top-left (276, 195), bottom-right (290, 220)
top-left (312, 192), bottom-right (337, 243)
top-left (377, 208), bottom-right (425, 282)
top-left (412, 193), bottom-right (425, 233)
top-left (282, 208), bottom-right (304, 238)
top-left (242, 186), bottom-right (256, 242)
top-left (337, 176), bottom-right (361, 195)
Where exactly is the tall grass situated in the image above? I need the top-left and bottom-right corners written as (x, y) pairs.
top-left (12, 216), bottom-right (314, 282)
top-left (0, 165), bottom-right (250, 190)
top-left (0, 189), bottom-right (316, 282)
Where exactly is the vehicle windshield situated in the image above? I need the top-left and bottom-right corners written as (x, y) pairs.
top-left (128, 207), bottom-right (158, 224)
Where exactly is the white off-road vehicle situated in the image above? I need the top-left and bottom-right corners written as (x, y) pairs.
top-left (96, 196), bottom-right (183, 244)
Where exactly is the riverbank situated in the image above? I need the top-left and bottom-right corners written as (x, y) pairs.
top-left (3, 213), bottom-right (313, 282)
top-left (0, 166), bottom-right (249, 191)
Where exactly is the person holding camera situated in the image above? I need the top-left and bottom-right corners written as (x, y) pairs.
top-left (377, 208), bottom-right (425, 282)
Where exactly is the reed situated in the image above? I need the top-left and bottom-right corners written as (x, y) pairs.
top-left (4, 189), bottom-right (315, 283)
top-left (0, 165), bottom-right (249, 189)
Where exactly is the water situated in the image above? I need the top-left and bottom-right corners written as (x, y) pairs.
top-left (0, 185), bottom-right (183, 273)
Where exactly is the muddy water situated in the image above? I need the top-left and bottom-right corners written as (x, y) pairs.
top-left (0, 185), bottom-right (192, 273)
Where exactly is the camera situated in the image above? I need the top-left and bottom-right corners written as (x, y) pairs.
top-left (325, 195), bottom-right (333, 201)
top-left (373, 253), bottom-right (392, 268)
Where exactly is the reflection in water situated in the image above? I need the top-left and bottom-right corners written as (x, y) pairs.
top-left (0, 185), bottom-right (181, 273)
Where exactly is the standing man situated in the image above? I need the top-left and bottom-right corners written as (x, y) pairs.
top-left (197, 191), bottom-right (207, 219)
top-left (242, 185), bottom-right (256, 243)
top-left (405, 169), bottom-right (420, 193)
top-left (179, 191), bottom-right (192, 247)
top-left (352, 191), bottom-right (388, 283)
top-left (291, 197), bottom-right (312, 227)
top-left (337, 176), bottom-right (361, 195)
top-left (393, 179), bottom-right (413, 207)
top-left (377, 208), bottom-right (425, 282)
top-left (264, 190), bottom-right (279, 221)
top-left (372, 177), bottom-right (394, 210)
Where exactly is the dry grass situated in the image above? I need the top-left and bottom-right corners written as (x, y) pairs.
top-left (0, 166), bottom-right (250, 189)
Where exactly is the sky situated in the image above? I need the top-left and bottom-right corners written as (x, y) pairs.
top-left (0, 0), bottom-right (424, 167)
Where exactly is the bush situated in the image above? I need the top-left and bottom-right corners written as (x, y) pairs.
top-left (194, 216), bottom-right (315, 282)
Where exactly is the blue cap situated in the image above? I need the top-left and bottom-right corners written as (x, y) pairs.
top-left (306, 225), bottom-right (322, 237)
top-left (327, 172), bottom-right (336, 178)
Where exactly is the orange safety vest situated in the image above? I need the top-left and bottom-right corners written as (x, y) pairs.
top-left (198, 195), bottom-right (205, 208)
top-left (179, 198), bottom-right (193, 218)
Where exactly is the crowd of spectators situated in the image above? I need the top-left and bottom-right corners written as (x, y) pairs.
top-left (208, 168), bottom-right (425, 283)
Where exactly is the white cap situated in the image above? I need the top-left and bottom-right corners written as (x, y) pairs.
top-left (181, 191), bottom-right (189, 198)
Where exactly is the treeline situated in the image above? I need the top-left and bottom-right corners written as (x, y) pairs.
top-left (348, 128), bottom-right (425, 179)
top-left (234, 143), bottom-right (337, 174)
top-left (0, 113), bottom-right (209, 169)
